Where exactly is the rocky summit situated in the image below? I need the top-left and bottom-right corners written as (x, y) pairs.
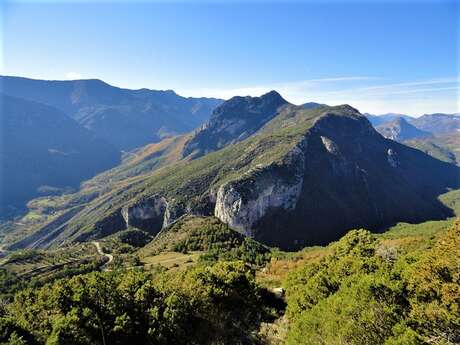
top-left (182, 90), bottom-right (289, 158)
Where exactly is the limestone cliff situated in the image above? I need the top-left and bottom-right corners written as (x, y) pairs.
top-left (121, 196), bottom-right (167, 233)
top-left (214, 138), bottom-right (306, 236)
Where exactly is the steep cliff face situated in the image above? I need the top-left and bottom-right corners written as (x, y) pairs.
top-left (90, 196), bottom-right (188, 239)
top-left (214, 138), bottom-right (306, 236)
top-left (121, 196), bottom-right (167, 233)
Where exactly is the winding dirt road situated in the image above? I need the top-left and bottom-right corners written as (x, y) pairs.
top-left (92, 241), bottom-right (114, 265)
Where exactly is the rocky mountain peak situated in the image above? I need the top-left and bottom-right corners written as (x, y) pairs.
top-left (182, 91), bottom-right (289, 158)
top-left (210, 90), bottom-right (287, 120)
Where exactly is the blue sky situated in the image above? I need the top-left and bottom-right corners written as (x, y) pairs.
top-left (1, 0), bottom-right (458, 115)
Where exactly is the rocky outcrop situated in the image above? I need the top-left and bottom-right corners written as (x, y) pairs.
top-left (387, 149), bottom-right (398, 168)
top-left (93, 210), bottom-right (127, 238)
top-left (121, 196), bottom-right (167, 234)
top-left (320, 136), bottom-right (340, 155)
top-left (89, 196), bottom-right (185, 239)
top-left (214, 138), bottom-right (306, 236)
top-left (182, 91), bottom-right (288, 158)
top-left (162, 200), bottom-right (186, 228)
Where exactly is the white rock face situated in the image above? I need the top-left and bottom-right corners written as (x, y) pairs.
top-left (320, 136), bottom-right (340, 154)
top-left (387, 148), bottom-right (398, 168)
top-left (214, 139), bottom-right (306, 236)
top-left (162, 200), bottom-right (185, 228)
top-left (121, 196), bottom-right (167, 228)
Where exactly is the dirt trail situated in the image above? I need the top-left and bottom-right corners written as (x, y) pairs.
top-left (92, 241), bottom-right (114, 265)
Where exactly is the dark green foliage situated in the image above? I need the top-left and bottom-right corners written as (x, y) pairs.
top-left (146, 216), bottom-right (271, 266)
top-left (0, 250), bottom-right (104, 301)
top-left (7, 271), bottom-right (192, 345)
top-left (0, 269), bottom-right (26, 302)
top-left (4, 250), bottom-right (43, 265)
top-left (199, 237), bottom-right (271, 266)
top-left (0, 315), bottom-right (34, 345)
top-left (116, 229), bottom-right (153, 248)
top-left (157, 261), bottom-right (275, 343)
top-left (2, 261), bottom-right (271, 345)
top-left (284, 222), bottom-right (460, 345)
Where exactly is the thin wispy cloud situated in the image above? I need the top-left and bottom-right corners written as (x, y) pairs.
top-left (318, 77), bottom-right (459, 97)
top-left (179, 76), bottom-right (459, 116)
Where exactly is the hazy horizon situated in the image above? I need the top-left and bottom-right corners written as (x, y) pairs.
top-left (3, 73), bottom-right (459, 118)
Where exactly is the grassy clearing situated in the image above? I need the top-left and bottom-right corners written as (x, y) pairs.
top-left (256, 247), bottom-right (329, 288)
top-left (141, 251), bottom-right (202, 269)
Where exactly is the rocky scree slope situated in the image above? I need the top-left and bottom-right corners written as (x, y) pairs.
top-left (5, 101), bottom-right (460, 250)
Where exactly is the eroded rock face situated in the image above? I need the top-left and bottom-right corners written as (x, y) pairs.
top-left (182, 91), bottom-right (288, 158)
top-left (121, 196), bottom-right (167, 234)
top-left (214, 139), bottom-right (306, 236)
top-left (320, 136), bottom-right (340, 155)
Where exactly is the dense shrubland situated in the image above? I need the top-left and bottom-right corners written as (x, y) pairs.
top-left (284, 222), bottom-right (460, 344)
top-left (0, 261), bottom-right (279, 345)
top-left (141, 216), bottom-right (272, 266)
top-left (0, 220), bottom-right (458, 344)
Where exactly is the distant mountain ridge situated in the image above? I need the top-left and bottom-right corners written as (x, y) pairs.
top-left (366, 112), bottom-right (460, 136)
top-left (0, 94), bottom-right (121, 216)
top-left (376, 117), bottom-right (432, 141)
top-left (0, 76), bottom-right (223, 151)
top-left (411, 113), bottom-right (460, 134)
top-left (366, 112), bottom-right (460, 165)
top-left (365, 113), bottom-right (414, 126)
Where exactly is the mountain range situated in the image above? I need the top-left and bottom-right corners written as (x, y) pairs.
top-left (2, 89), bottom-right (459, 251)
top-left (375, 117), bottom-right (432, 141)
top-left (0, 94), bottom-right (120, 217)
top-left (0, 76), bottom-right (222, 151)
top-left (367, 112), bottom-right (460, 165)
top-left (0, 76), bottom-right (222, 216)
